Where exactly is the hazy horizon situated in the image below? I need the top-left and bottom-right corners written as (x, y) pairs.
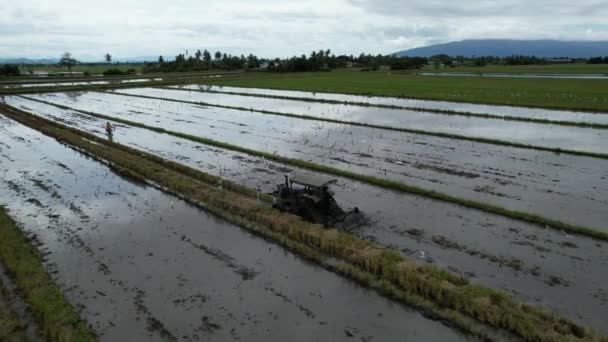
top-left (1, 0), bottom-right (608, 60)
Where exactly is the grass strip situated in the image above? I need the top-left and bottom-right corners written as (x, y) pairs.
top-left (0, 207), bottom-right (95, 341)
top-left (0, 283), bottom-right (27, 342)
top-left (22, 95), bottom-right (608, 242)
top-left (107, 90), bottom-right (608, 160)
top-left (1, 104), bottom-right (603, 341)
top-left (164, 86), bottom-right (608, 129)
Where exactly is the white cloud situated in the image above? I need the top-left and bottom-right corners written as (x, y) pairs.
top-left (1, 0), bottom-right (607, 60)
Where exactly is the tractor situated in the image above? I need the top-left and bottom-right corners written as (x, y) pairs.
top-left (272, 174), bottom-right (363, 228)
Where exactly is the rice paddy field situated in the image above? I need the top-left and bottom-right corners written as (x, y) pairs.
top-left (1, 75), bottom-right (607, 341)
top-left (198, 70), bottom-right (608, 112)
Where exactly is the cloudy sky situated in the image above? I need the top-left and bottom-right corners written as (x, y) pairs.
top-left (1, 0), bottom-right (607, 60)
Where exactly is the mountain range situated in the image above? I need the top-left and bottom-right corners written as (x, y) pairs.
top-left (0, 56), bottom-right (160, 64)
top-left (395, 39), bottom-right (608, 58)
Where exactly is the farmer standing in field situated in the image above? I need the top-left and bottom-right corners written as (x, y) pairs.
top-left (105, 121), bottom-right (114, 140)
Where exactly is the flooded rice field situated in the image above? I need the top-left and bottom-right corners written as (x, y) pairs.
top-left (0, 81), bottom-right (111, 88)
top-left (110, 87), bottom-right (608, 155)
top-left (0, 78), bottom-right (163, 89)
top-left (0, 114), bottom-right (477, 341)
top-left (15, 92), bottom-right (608, 232)
top-left (5, 96), bottom-right (608, 332)
top-left (418, 72), bottom-right (608, 79)
top-left (172, 84), bottom-right (608, 124)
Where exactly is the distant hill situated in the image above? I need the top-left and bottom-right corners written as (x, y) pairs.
top-left (0, 58), bottom-right (59, 64)
top-left (0, 56), bottom-right (160, 64)
top-left (395, 40), bottom-right (608, 58)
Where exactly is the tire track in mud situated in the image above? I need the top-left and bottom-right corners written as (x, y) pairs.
top-left (134, 289), bottom-right (179, 342)
top-left (179, 234), bottom-right (259, 281)
top-left (264, 287), bottom-right (316, 319)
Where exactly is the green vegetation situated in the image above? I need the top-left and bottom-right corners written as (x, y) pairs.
top-left (0, 65), bottom-right (20, 77)
top-left (102, 68), bottom-right (137, 76)
top-left (423, 63), bottom-right (608, 74)
top-left (0, 282), bottom-right (27, 342)
top-left (201, 69), bottom-right (608, 112)
top-left (1, 103), bottom-right (602, 341)
top-left (22, 95), bottom-right (608, 242)
top-left (0, 207), bottom-right (95, 341)
top-left (21, 63), bottom-right (144, 76)
top-left (176, 86), bottom-right (608, 129)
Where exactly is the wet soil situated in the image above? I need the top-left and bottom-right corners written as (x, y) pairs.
top-left (0, 263), bottom-right (42, 341)
top-left (18, 93), bottom-right (608, 232)
top-left (0, 114), bottom-right (473, 341)
top-left (0, 79), bottom-right (163, 90)
top-left (112, 87), bottom-right (608, 155)
top-left (5, 99), bottom-right (608, 333)
top-left (173, 84), bottom-right (608, 125)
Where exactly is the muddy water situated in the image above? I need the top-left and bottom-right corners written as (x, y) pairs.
top-left (21, 93), bottom-right (608, 232)
top-left (6, 99), bottom-right (608, 333)
top-left (0, 81), bottom-right (111, 89)
top-left (111, 87), bottom-right (608, 155)
top-left (172, 84), bottom-right (608, 125)
top-left (0, 79), bottom-right (163, 89)
top-left (0, 114), bottom-right (475, 341)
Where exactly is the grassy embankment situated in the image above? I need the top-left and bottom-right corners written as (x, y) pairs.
top-left (0, 281), bottom-right (27, 342)
top-left (168, 86), bottom-right (608, 129)
top-left (0, 207), bottom-right (95, 341)
top-left (1, 103), bottom-right (604, 341)
top-left (421, 63), bottom-right (608, 74)
top-left (199, 69), bottom-right (608, 112)
top-left (21, 95), bottom-right (608, 242)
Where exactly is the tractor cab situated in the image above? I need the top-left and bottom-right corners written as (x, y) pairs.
top-left (272, 174), bottom-right (363, 228)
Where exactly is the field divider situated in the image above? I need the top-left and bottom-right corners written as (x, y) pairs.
top-left (161, 86), bottom-right (608, 129)
top-left (18, 95), bottom-right (608, 242)
top-left (0, 207), bottom-right (95, 341)
top-left (0, 103), bottom-right (602, 341)
top-left (104, 90), bottom-right (608, 160)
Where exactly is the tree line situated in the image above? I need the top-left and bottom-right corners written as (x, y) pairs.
top-left (141, 49), bottom-right (427, 73)
top-left (588, 56), bottom-right (608, 64)
top-left (142, 50), bottom-right (260, 73)
top-left (3, 50), bottom-right (608, 77)
top-left (428, 54), bottom-right (566, 67)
